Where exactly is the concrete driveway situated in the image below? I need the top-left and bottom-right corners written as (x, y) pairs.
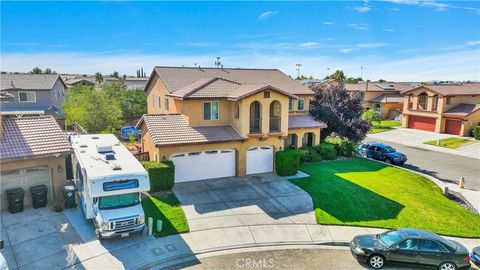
top-left (173, 174), bottom-right (316, 232)
top-left (368, 128), bottom-right (480, 159)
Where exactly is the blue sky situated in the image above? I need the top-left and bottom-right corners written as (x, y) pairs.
top-left (1, 1), bottom-right (479, 81)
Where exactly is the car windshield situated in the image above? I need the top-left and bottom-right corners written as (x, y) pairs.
top-left (98, 193), bottom-right (139, 210)
top-left (383, 146), bottom-right (396, 153)
top-left (378, 230), bottom-right (404, 247)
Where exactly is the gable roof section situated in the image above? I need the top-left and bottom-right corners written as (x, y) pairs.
top-left (401, 84), bottom-right (480, 96)
top-left (148, 66), bottom-right (313, 96)
top-left (288, 114), bottom-right (327, 129)
top-left (0, 74), bottom-right (66, 91)
top-left (0, 116), bottom-right (72, 162)
top-left (442, 103), bottom-right (480, 118)
top-left (137, 114), bottom-right (243, 147)
top-left (368, 93), bottom-right (404, 103)
top-left (345, 82), bottom-right (414, 92)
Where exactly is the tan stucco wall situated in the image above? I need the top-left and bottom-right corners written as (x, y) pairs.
top-left (145, 73), bottom-right (179, 114)
top-left (287, 127), bottom-right (321, 148)
top-left (1, 155), bottom-right (68, 201)
top-left (288, 94), bottom-right (313, 115)
top-left (180, 99), bottom-right (234, 127)
top-left (463, 110), bottom-right (480, 136)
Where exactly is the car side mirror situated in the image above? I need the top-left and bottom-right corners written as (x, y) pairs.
top-left (390, 245), bottom-right (397, 251)
top-left (0, 240), bottom-right (4, 250)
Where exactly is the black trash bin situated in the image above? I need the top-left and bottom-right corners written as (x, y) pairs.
top-left (30, 184), bottom-right (48, 209)
top-left (5, 188), bottom-right (25, 214)
top-left (63, 185), bottom-right (76, 209)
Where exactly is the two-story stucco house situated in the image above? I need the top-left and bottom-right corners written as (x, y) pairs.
top-left (344, 82), bottom-right (415, 119)
top-left (0, 74), bottom-right (67, 125)
top-left (401, 84), bottom-right (480, 136)
top-left (137, 66), bottom-right (326, 182)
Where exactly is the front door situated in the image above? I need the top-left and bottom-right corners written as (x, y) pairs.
top-left (388, 239), bottom-right (420, 264)
top-left (418, 240), bottom-right (451, 266)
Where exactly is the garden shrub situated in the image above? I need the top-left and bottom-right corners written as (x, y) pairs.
top-left (315, 142), bottom-right (338, 160)
top-left (325, 136), bottom-right (357, 157)
top-left (275, 149), bottom-right (300, 176)
top-left (141, 161), bottom-right (175, 192)
top-left (299, 147), bottom-right (322, 162)
top-left (474, 126), bottom-right (480, 140)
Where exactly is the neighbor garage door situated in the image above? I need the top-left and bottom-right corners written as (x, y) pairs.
top-left (408, 116), bottom-right (436, 132)
top-left (246, 146), bottom-right (273, 175)
top-left (170, 149), bottom-right (235, 182)
top-left (445, 119), bottom-right (462, 135)
top-left (0, 166), bottom-right (52, 209)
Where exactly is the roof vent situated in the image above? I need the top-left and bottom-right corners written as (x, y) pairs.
top-left (97, 143), bottom-right (113, 153)
top-left (80, 144), bottom-right (88, 148)
top-left (111, 163), bottom-right (122, 170)
top-left (105, 153), bottom-right (116, 160)
top-left (92, 136), bottom-right (100, 140)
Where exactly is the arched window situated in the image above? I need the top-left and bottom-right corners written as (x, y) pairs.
top-left (432, 95), bottom-right (438, 111)
top-left (269, 101), bottom-right (281, 132)
top-left (418, 92), bottom-right (428, 110)
top-left (249, 101), bottom-right (262, 134)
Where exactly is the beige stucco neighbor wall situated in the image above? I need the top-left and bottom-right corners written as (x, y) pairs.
top-left (288, 94), bottom-right (313, 115)
top-left (1, 156), bottom-right (68, 201)
top-left (145, 73), bottom-right (180, 114)
top-left (287, 127), bottom-right (321, 148)
top-left (463, 110), bottom-right (480, 136)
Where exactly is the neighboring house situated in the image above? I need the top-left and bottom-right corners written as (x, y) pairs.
top-left (123, 77), bottom-right (149, 90)
top-left (0, 74), bottom-right (67, 124)
top-left (401, 83), bottom-right (480, 136)
top-left (63, 77), bottom-right (95, 88)
top-left (0, 115), bottom-right (72, 210)
top-left (137, 66), bottom-right (326, 182)
top-left (344, 82), bottom-right (415, 119)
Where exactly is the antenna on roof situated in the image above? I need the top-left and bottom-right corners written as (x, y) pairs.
top-left (215, 57), bottom-right (222, 68)
top-left (295, 64), bottom-right (302, 79)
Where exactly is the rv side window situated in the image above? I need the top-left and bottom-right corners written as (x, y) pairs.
top-left (103, 179), bottom-right (139, 191)
top-left (76, 163), bottom-right (84, 191)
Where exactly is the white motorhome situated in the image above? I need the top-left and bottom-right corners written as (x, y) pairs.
top-left (70, 134), bottom-right (150, 238)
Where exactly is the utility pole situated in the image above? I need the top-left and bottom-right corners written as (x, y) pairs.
top-left (295, 64), bottom-right (302, 79)
top-left (360, 66), bottom-right (365, 79)
top-left (215, 57), bottom-right (221, 68)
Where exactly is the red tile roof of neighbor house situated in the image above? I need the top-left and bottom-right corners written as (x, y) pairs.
top-left (401, 83), bottom-right (480, 96)
top-left (442, 103), bottom-right (480, 118)
top-left (150, 66), bottom-right (314, 97)
top-left (344, 82), bottom-right (414, 92)
top-left (288, 114), bottom-right (327, 129)
top-left (0, 116), bottom-right (72, 161)
top-left (367, 93), bottom-right (405, 103)
top-left (137, 114), bottom-right (243, 147)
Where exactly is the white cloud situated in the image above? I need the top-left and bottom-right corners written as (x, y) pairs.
top-left (323, 21), bottom-right (335, 25)
top-left (382, 0), bottom-right (480, 14)
top-left (354, 6), bottom-right (372, 12)
top-left (466, 40), bottom-right (480, 46)
top-left (384, 28), bottom-right (396, 32)
top-left (257, 11), bottom-right (278, 21)
top-left (356, 43), bottom-right (390, 49)
top-left (299, 42), bottom-right (319, 49)
top-left (2, 48), bottom-right (479, 81)
top-left (340, 48), bottom-right (356, 53)
top-left (347, 23), bottom-right (369, 31)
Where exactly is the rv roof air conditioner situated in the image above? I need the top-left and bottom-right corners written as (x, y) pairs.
top-left (97, 143), bottom-right (113, 154)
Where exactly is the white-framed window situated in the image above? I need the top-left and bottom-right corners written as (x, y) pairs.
top-left (165, 97), bottom-right (170, 111)
top-left (298, 98), bottom-right (305, 110)
top-left (288, 98), bottom-right (294, 111)
top-left (18, 91), bottom-right (36, 102)
top-left (203, 101), bottom-right (219, 120)
top-left (158, 96), bottom-right (161, 108)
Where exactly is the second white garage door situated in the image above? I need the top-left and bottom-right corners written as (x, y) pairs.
top-left (246, 146), bottom-right (273, 175)
top-left (170, 149), bottom-right (236, 182)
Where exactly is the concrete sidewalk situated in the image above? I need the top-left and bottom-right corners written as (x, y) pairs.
top-left (367, 128), bottom-right (480, 159)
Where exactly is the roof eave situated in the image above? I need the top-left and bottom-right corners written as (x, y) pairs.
top-left (0, 150), bottom-right (73, 164)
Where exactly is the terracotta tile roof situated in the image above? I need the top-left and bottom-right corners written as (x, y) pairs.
top-left (288, 114), bottom-right (327, 129)
top-left (0, 74), bottom-right (64, 91)
top-left (402, 83), bottom-right (480, 96)
top-left (345, 82), bottom-right (414, 92)
top-left (0, 116), bottom-right (72, 161)
top-left (442, 103), bottom-right (480, 118)
top-left (151, 66), bottom-right (313, 96)
top-left (368, 93), bottom-right (404, 103)
top-left (138, 114), bottom-right (243, 147)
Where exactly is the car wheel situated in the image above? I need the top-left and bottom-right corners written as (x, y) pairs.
top-left (362, 152), bottom-right (368, 158)
top-left (368, 254), bottom-right (385, 269)
top-left (439, 262), bottom-right (456, 270)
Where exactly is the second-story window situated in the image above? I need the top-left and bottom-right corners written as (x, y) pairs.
top-left (408, 95), bottom-right (413, 109)
top-left (158, 96), bottom-right (161, 108)
top-left (288, 98), bottom-right (294, 111)
top-left (432, 95), bottom-right (438, 111)
top-left (418, 92), bottom-right (428, 110)
top-left (165, 97), bottom-right (169, 111)
top-left (234, 103), bottom-right (239, 118)
top-left (19, 91), bottom-right (36, 102)
top-left (446, 97), bottom-right (451, 105)
top-left (204, 101), bottom-right (219, 120)
top-left (298, 98), bottom-right (305, 110)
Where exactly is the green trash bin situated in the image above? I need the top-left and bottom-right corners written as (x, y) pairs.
top-left (63, 185), bottom-right (77, 209)
top-left (5, 187), bottom-right (25, 214)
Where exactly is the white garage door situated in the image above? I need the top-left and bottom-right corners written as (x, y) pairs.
top-left (170, 149), bottom-right (236, 182)
top-left (246, 146), bottom-right (273, 175)
top-left (0, 166), bottom-right (52, 209)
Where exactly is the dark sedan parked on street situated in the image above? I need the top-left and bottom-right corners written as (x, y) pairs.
top-left (350, 228), bottom-right (470, 269)
top-left (357, 142), bottom-right (407, 165)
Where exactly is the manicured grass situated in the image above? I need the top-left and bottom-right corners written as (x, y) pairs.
top-left (289, 158), bottom-right (480, 238)
top-left (369, 120), bottom-right (402, 134)
top-left (141, 192), bottom-right (189, 237)
top-left (424, 137), bottom-right (472, 149)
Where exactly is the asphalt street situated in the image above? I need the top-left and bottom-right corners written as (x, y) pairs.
top-left (177, 248), bottom-right (475, 270)
top-left (364, 138), bottom-right (480, 191)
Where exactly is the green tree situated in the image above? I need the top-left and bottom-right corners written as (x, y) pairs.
top-left (45, 68), bottom-right (52, 74)
top-left (324, 70), bottom-right (346, 82)
top-left (344, 77), bottom-right (364, 83)
top-left (31, 67), bottom-right (42, 74)
top-left (297, 75), bottom-right (315, 80)
top-left (62, 85), bottom-right (122, 133)
top-left (112, 71), bottom-right (119, 78)
top-left (361, 109), bottom-right (382, 124)
top-left (94, 72), bottom-right (103, 84)
top-left (102, 83), bottom-right (147, 122)
top-left (378, 79), bottom-right (387, 82)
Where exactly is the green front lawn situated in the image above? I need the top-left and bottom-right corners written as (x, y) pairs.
top-left (289, 158), bottom-right (480, 237)
top-left (424, 137), bottom-right (472, 149)
top-left (369, 120), bottom-right (402, 134)
top-left (142, 192), bottom-right (189, 237)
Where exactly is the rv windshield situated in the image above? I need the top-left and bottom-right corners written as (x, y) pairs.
top-left (98, 193), bottom-right (139, 210)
